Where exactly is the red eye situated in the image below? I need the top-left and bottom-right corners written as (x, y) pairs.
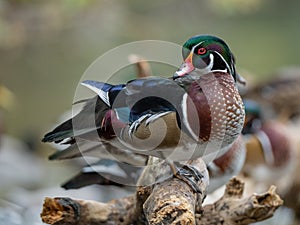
top-left (197, 47), bottom-right (207, 55)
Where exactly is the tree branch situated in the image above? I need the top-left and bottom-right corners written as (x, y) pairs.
top-left (41, 162), bottom-right (283, 225)
top-left (196, 177), bottom-right (283, 225)
top-left (41, 195), bottom-right (140, 225)
top-left (143, 158), bottom-right (208, 225)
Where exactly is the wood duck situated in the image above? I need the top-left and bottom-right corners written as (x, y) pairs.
top-left (241, 99), bottom-right (295, 194)
top-left (43, 35), bottom-right (246, 191)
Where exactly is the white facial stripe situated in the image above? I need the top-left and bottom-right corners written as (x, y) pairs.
top-left (182, 93), bottom-right (199, 141)
top-left (176, 42), bottom-right (205, 77)
top-left (208, 53), bottom-right (214, 70)
top-left (213, 51), bottom-right (232, 75)
top-left (190, 37), bottom-right (212, 72)
top-left (190, 41), bottom-right (204, 53)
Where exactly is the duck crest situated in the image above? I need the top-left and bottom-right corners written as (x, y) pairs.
top-left (182, 72), bottom-right (244, 151)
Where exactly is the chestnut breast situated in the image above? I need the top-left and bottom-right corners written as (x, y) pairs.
top-left (184, 72), bottom-right (245, 147)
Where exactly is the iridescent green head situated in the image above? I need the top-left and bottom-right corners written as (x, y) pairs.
top-left (174, 35), bottom-right (244, 84)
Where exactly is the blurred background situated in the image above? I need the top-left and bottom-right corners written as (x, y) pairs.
top-left (0, 0), bottom-right (300, 224)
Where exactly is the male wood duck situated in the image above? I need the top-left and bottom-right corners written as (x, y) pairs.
top-left (241, 99), bottom-right (295, 193)
top-left (242, 99), bottom-right (294, 169)
top-left (43, 35), bottom-right (246, 191)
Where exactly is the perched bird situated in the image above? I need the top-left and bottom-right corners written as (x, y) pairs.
top-left (43, 35), bottom-right (246, 191)
top-left (241, 99), bottom-right (295, 194)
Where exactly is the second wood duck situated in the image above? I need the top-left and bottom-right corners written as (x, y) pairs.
top-left (241, 99), bottom-right (295, 194)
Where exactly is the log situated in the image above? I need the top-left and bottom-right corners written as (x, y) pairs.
top-left (41, 174), bottom-right (283, 225)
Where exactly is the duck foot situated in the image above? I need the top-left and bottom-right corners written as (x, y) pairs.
top-left (170, 162), bottom-right (204, 193)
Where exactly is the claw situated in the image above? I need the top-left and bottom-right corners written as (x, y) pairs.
top-left (181, 164), bottom-right (204, 181)
top-left (171, 162), bottom-right (203, 193)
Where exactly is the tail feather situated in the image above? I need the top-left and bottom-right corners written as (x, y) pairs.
top-left (42, 96), bottom-right (109, 144)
